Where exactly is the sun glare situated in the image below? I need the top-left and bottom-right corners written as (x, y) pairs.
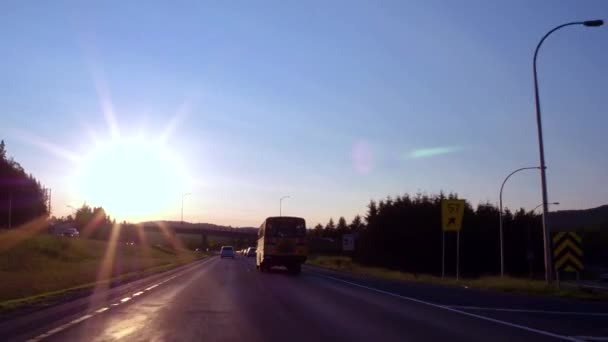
top-left (74, 138), bottom-right (188, 222)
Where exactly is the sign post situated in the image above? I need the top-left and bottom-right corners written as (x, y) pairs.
top-left (456, 231), bottom-right (460, 281)
top-left (441, 200), bottom-right (465, 280)
top-left (441, 231), bottom-right (445, 278)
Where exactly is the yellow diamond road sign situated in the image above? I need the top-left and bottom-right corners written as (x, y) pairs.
top-left (442, 200), bottom-right (465, 232)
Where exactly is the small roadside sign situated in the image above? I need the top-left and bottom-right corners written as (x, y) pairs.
top-left (552, 232), bottom-right (583, 272)
top-left (441, 200), bottom-right (465, 232)
top-left (342, 234), bottom-right (355, 252)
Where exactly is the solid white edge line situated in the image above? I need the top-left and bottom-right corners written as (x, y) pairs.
top-left (314, 273), bottom-right (583, 342)
top-left (571, 337), bottom-right (608, 341)
top-left (447, 305), bottom-right (608, 317)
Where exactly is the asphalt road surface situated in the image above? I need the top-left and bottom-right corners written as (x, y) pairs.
top-left (6, 256), bottom-right (608, 342)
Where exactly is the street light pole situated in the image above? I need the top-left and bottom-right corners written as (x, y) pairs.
top-left (533, 19), bottom-right (603, 284)
top-left (181, 193), bottom-right (192, 225)
top-left (8, 192), bottom-right (12, 229)
top-left (66, 205), bottom-right (77, 222)
top-left (499, 166), bottom-right (540, 277)
top-left (279, 196), bottom-right (290, 217)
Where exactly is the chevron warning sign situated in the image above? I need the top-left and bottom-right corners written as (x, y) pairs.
top-left (552, 232), bottom-right (583, 272)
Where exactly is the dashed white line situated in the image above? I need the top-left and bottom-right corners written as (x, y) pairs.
top-left (314, 273), bottom-right (583, 342)
top-left (70, 314), bottom-right (93, 324)
top-left (27, 257), bottom-right (215, 341)
top-left (447, 305), bottom-right (608, 317)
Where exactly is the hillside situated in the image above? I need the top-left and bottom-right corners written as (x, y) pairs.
top-left (549, 205), bottom-right (608, 231)
top-left (141, 221), bottom-right (258, 234)
top-left (0, 229), bottom-right (200, 304)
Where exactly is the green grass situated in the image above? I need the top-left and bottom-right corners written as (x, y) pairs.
top-left (306, 255), bottom-right (608, 300)
top-left (0, 229), bottom-right (205, 310)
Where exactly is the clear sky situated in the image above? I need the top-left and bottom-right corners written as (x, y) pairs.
top-left (1, 1), bottom-right (607, 227)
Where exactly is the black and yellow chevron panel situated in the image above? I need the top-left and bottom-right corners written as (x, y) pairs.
top-left (552, 232), bottom-right (583, 272)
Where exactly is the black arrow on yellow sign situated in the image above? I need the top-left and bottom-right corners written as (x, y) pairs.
top-left (552, 232), bottom-right (583, 272)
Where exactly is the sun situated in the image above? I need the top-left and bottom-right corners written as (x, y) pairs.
top-left (74, 137), bottom-right (188, 222)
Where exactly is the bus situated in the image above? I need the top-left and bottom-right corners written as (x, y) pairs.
top-left (256, 216), bottom-right (307, 274)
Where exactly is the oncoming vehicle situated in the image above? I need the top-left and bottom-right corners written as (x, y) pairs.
top-left (220, 246), bottom-right (235, 259)
top-left (62, 228), bottom-right (80, 238)
top-left (256, 216), bottom-right (307, 274)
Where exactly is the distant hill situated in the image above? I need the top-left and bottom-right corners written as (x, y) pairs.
top-left (549, 205), bottom-right (608, 231)
top-left (139, 221), bottom-right (258, 234)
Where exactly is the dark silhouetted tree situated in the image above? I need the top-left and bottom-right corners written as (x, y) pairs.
top-left (337, 216), bottom-right (348, 235)
top-left (0, 140), bottom-right (48, 228)
top-left (349, 215), bottom-right (364, 232)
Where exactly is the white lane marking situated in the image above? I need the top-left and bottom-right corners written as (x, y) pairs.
top-left (447, 305), bottom-right (608, 317)
top-left (314, 273), bottom-right (583, 342)
top-left (27, 257), bottom-right (216, 341)
top-left (70, 314), bottom-right (93, 324)
top-left (25, 317), bottom-right (90, 342)
top-left (571, 336), bottom-right (608, 341)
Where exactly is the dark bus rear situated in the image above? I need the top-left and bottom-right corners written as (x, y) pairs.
top-left (256, 216), bottom-right (307, 274)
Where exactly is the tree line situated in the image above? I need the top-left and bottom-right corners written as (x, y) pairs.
top-left (0, 140), bottom-right (48, 228)
top-left (309, 192), bottom-right (557, 277)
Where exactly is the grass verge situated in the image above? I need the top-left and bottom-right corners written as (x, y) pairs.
top-left (306, 255), bottom-right (608, 301)
top-left (0, 230), bottom-right (206, 314)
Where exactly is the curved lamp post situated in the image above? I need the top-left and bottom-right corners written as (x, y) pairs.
top-left (533, 19), bottom-right (603, 283)
top-left (280, 196), bottom-right (290, 217)
top-left (181, 193), bottom-right (192, 225)
top-left (499, 166), bottom-right (541, 277)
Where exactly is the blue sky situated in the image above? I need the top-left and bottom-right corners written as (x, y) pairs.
top-left (1, 1), bottom-right (607, 226)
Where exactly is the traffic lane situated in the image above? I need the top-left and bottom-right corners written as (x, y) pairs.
top-left (237, 258), bottom-right (562, 342)
top-left (1, 258), bottom-right (212, 340)
top-left (43, 256), bottom-right (257, 342)
top-left (305, 265), bottom-right (608, 339)
top-left (44, 255), bottom-right (563, 342)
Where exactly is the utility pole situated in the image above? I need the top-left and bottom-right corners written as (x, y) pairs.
top-left (8, 192), bottom-right (12, 229)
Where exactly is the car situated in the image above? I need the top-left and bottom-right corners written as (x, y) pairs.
top-left (247, 247), bottom-right (256, 257)
top-left (220, 246), bottom-right (235, 258)
top-left (62, 228), bottom-right (80, 238)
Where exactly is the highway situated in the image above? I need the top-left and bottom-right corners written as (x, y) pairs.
top-left (4, 256), bottom-right (608, 342)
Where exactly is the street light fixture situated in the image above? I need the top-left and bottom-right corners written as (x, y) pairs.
top-left (66, 205), bottom-right (78, 223)
top-left (279, 196), bottom-right (290, 217)
top-left (533, 19), bottom-right (603, 284)
top-left (533, 202), bottom-right (559, 213)
top-left (499, 166), bottom-right (541, 278)
top-left (181, 193), bottom-right (192, 225)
